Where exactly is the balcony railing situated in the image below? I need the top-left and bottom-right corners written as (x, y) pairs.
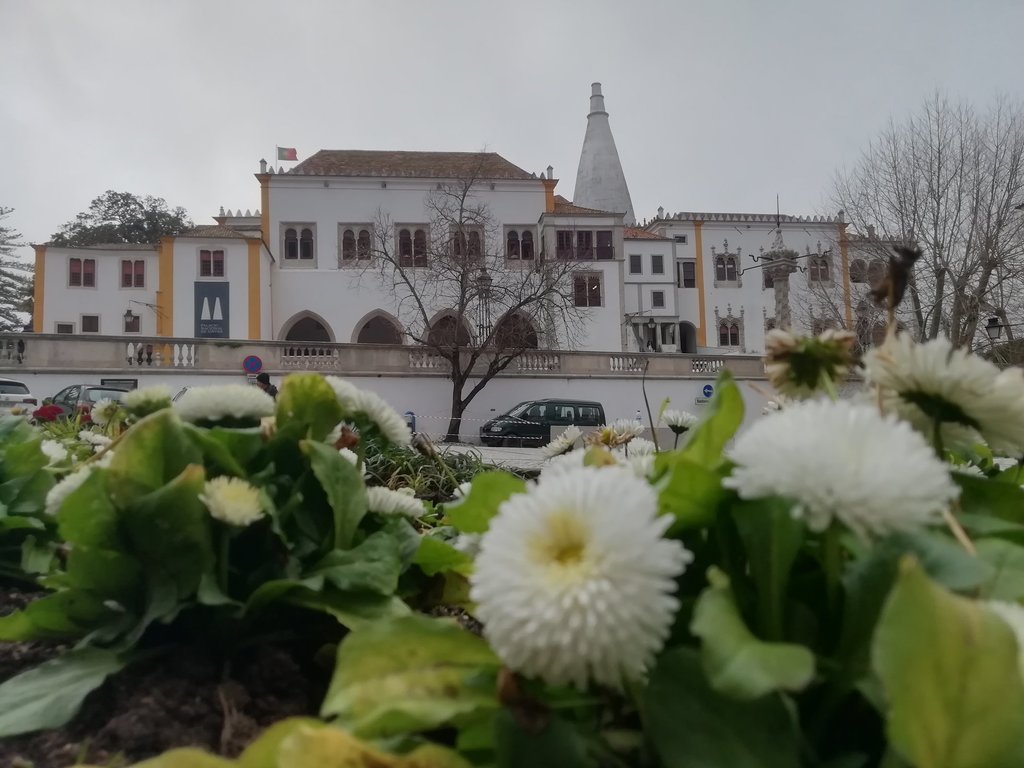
top-left (0, 333), bottom-right (767, 379)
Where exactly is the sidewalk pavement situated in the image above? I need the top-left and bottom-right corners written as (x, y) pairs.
top-left (440, 443), bottom-right (548, 472)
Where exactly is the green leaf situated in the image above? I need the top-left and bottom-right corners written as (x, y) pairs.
top-left (107, 409), bottom-right (201, 502)
top-left (65, 546), bottom-right (143, 606)
top-left (121, 749), bottom-right (236, 767)
top-left (237, 717), bottom-right (324, 768)
top-left (643, 647), bottom-right (801, 768)
top-left (303, 440), bottom-right (367, 550)
top-left (977, 538), bottom-right (1024, 600)
top-left (494, 710), bottom-right (591, 768)
top-left (183, 423), bottom-right (261, 477)
top-left (872, 557), bottom-right (1024, 768)
top-left (277, 373), bottom-right (345, 442)
top-left (679, 371), bottom-right (744, 469)
top-left (120, 463), bottom-right (214, 598)
top-left (956, 474), bottom-right (1024, 524)
top-left (691, 567), bottom-right (814, 700)
top-left (57, 468), bottom-right (122, 550)
top-left (731, 498), bottom-right (805, 641)
top-left (0, 589), bottom-right (116, 641)
top-left (414, 535), bottom-right (474, 577)
top-left (321, 613), bottom-right (500, 737)
top-left (0, 647), bottom-right (127, 737)
top-left (655, 453), bottom-right (726, 529)
top-left (444, 472), bottom-right (525, 534)
top-left (306, 531), bottom-right (402, 595)
top-left (20, 534), bottom-right (56, 574)
top-left (839, 529), bottom-right (994, 676)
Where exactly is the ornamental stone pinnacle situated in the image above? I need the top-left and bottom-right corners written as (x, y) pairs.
top-left (573, 83), bottom-right (636, 225)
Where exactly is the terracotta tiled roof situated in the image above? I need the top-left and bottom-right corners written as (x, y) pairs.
top-left (287, 150), bottom-right (534, 180)
top-left (624, 227), bottom-right (666, 240)
top-left (46, 242), bottom-right (158, 250)
top-left (179, 225), bottom-right (250, 239)
top-left (551, 195), bottom-right (619, 216)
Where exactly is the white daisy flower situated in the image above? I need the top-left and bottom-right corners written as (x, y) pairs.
top-left (78, 430), bottom-right (112, 448)
top-left (952, 464), bottom-right (986, 478)
top-left (988, 601), bottom-right (1024, 678)
top-left (452, 533), bottom-right (483, 558)
top-left (366, 486), bottom-right (425, 518)
top-left (724, 399), bottom-right (959, 539)
top-left (45, 466), bottom-right (94, 516)
top-left (325, 377), bottom-right (412, 446)
top-left (764, 328), bottom-right (857, 397)
top-left (94, 450), bottom-right (115, 468)
top-left (200, 476), bottom-right (264, 527)
top-left (541, 425), bottom-right (583, 458)
top-left (89, 398), bottom-right (120, 427)
top-left (40, 440), bottom-right (67, 465)
top-left (612, 438), bottom-right (657, 479)
top-left (453, 481), bottom-right (473, 499)
top-left (662, 409), bottom-right (699, 435)
top-left (123, 385), bottom-right (172, 417)
top-left (470, 466), bottom-right (691, 690)
top-left (174, 384), bottom-right (275, 426)
top-left (864, 333), bottom-right (1024, 457)
top-left (586, 418), bottom-right (645, 448)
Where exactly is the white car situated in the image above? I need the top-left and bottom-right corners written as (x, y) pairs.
top-left (0, 377), bottom-right (38, 416)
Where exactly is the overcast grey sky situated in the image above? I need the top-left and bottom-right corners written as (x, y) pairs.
top-left (1, 0), bottom-right (1021, 254)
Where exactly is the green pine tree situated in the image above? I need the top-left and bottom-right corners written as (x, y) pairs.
top-left (0, 207), bottom-right (31, 332)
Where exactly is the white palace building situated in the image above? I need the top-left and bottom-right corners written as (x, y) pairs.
top-left (30, 83), bottom-right (890, 359)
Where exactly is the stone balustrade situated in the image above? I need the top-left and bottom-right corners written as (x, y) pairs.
top-left (0, 333), bottom-right (768, 379)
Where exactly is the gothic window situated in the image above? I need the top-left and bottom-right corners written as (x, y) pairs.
top-left (413, 229), bottom-right (427, 266)
top-left (521, 231), bottom-right (534, 260)
top-left (507, 230), bottom-right (520, 259)
top-left (283, 224), bottom-right (316, 264)
top-left (299, 228), bottom-right (314, 260)
top-left (341, 229), bottom-right (356, 261)
top-left (284, 228), bottom-right (297, 260)
top-left (849, 259), bottom-right (867, 283)
top-left (399, 227), bottom-right (429, 267)
top-left (725, 257), bottom-right (737, 282)
top-left (357, 229), bottom-right (371, 259)
top-left (729, 323), bottom-right (740, 345)
top-left (715, 256), bottom-right (726, 281)
top-left (809, 256), bottom-right (831, 282)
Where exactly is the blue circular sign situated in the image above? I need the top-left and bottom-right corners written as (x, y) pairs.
top-left (702, 384), bottom-right (714, 398)
top-left (243, 355), bottom-right (263, 374)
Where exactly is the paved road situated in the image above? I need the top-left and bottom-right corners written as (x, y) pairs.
top-left (440, 443), bottom-right (547, 471)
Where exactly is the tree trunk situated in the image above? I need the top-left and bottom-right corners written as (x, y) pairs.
top-left (444, 377), bottom-right (466, 443)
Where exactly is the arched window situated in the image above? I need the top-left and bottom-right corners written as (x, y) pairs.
top-left (284, 316), bottom-right (332, 342)
top-left (521, 231), bottom-right (534, 260)
top-left (398, 229), bottom-right (412, 265)
top-left (468, 231), bottom-right (481, 257)
top-left (715, 257), bottom-right (726, 281)
top-left (341, 229), bottom-right (356, 261)
top-left (849, 259), bottom-right (867, 283)
top-left (452, 231), bottom-right (467, 257)
top-left (285, 228), bottom-right (298, 260)
top-left (494, 314), bottom-right (539, 349)
top-left (867, 260), bottom-right (886, 287)
top-left (809, 257), bottom-right (830, 282)
top-left (413, 229), bottom-right (427, 266)
top-left (506, 230), bottom-right (520, 259)
top-left (356, 315), bottom-right (402, 345)
top-left (725, 257), bottom-right (737, 282)
top-left (719, 323), bottom-right (730, 346)
top-left (729, 324), bottom-right (740, 346)
top-left (357, 229), bottom-right (371, 260)
top-left (428, 315), bottom-right (471, 348)
top-left (300, 228), bottom-right (314, 260)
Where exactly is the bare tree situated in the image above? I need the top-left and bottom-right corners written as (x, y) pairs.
top-left (832, 95), bottom-right (1024, 349)
top-left (359, 164), bottom-right (587, 441)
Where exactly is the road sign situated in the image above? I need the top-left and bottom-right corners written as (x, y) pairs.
top-left (702, 384), bottom-right (714, 398)
top-left (243, 355), bottom-right (263, 374)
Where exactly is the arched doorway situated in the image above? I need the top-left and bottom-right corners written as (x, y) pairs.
top-left (356, 314), bottom-right (403, 344)
top-left (493, 313), bottom-right (539, 349)
top-left (679, 322), bottom-right (698, 353)
top-left (427, 314), bottom-right (472, 348)
top-left (281, 313), bottom-right (334, 342)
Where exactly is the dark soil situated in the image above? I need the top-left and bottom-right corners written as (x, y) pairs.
top-left (0, 589), bottom-right (327, 768)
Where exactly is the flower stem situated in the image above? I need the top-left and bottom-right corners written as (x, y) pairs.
top-left (823, 525), bottom-right (842, 613)
top-left (932, 419), bottom-right (945, 459)
top-left (218, 528), bottom-right (231, 595)
top-left (819, 371), bottom-right (839, 401)
top-left (673, 433), bottom-right (680, 451)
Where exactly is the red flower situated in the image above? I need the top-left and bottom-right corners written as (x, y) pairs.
top-left (32, 404), bottom-right (64, 422)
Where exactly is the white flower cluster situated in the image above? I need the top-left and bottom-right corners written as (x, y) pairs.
top-left (540, 425), bottom-right (582, 458)
top-left (726, 399), bottom-right (959, 539)
top-left (89, 398), bottom-right (121, 427)
top-left (40, 440), bottom-right (67, 465)
top-left (45, 465), bottom-right (93, 516)
top-left (78, 430), bottom-right (113, 454)
top-left (123, 385), bottom-right (173, 417)
top-left (471, 466), bottom-right (691, 690)
top-left (325, 377), bottom-right (412, 446)
top-left (865, 333), bottom-right (1024, 457)
top-left (366, 486), bottom-right (425, 518)
top-left (200, 476), bottom-right (265, 527)
top-left (175, 385), bottom-right (275, 425)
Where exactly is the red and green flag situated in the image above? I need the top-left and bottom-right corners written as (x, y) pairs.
top-left (277, 147), bottom-right (298, 161)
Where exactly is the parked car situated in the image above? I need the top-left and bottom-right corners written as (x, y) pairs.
top-left (480, 399), bottom-right (605, 447)
top-left (45, 384), bottom-right (130, 420)
top-left (0, 377), bottom-right (38, 415)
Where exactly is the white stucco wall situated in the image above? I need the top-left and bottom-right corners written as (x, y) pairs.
top-left (42, 247), bottom-right (160, 336)
top-left (169, 238), bottom-right (252, 340)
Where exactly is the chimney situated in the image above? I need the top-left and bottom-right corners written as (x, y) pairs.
top-left (546, 165), bottom-right (554, 180)
top-left (259, 158), bottom-right (267, 173)
top-left (589, 82), bottom-right (606, 115)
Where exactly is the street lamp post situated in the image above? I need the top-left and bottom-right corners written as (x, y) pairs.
top-left (475, 266), bottom-right (493, 342)
top-left (986, 316), bottom-right (1003, 341)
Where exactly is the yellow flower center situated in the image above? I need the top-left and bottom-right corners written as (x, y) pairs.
top-left (530, 510), bottom-right (591, 582)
